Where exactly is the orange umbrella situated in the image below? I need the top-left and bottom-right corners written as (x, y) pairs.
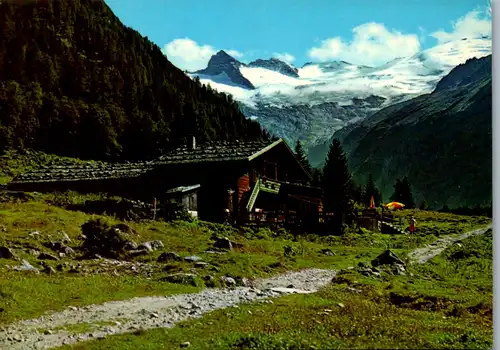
top-left (369, 196), bottom-right (375, 209)
top-left (384, 202), bottom-right (405, 210)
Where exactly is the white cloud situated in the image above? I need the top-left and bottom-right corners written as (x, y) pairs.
top-left (430, 9), bottom-right (491, 44)
top-left (272, 52), bottom-right (296, 63)
top-left (226, 49), bottom-right (244, 58)
top-left (162, 38), bottom-right (243, 72)
top-left (307, 22), bottom-right (420, 67)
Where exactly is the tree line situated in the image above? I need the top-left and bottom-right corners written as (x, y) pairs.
top-left (295, 139), bottom-right (421, 233)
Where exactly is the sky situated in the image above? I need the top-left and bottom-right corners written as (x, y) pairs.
top-left (105, 0), bottom-right (492, 72)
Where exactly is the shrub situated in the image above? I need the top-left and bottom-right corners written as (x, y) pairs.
top-left (161, 199), bottom-right (193, 222)
top-left (81, 218), bottom-right (130, 259)
top-left (227, 333), bottom-right (311, 350)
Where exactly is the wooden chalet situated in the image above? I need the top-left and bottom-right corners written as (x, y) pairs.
top-left (8, 138), bottom-right (323, 227)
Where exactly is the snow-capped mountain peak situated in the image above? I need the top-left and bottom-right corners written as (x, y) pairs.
top-left (247, 58), bottom-right (299, 78)
top-left (189, 37), bottom-right (491, 162)
top-left (195, 50), bottom-right (255, 89)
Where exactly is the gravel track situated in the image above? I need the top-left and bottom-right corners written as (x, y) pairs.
top-left (407, 225), bottom-right (491, 264)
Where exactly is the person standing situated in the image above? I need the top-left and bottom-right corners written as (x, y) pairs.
top-left (409, 216), bottom-right (416, 233)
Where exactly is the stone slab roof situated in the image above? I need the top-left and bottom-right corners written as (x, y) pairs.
top-left (155, 139), bottom-right (281, 164)
top-left (165, 184), bottom-right (201, 194)
top-left (10, 163), bottom-right (154, 183)
top-left (9, 139), bottom-right (283, 184)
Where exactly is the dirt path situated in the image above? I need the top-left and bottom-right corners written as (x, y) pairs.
top-left (0, 269), bottom-right (337, 350)
top-left (407, 225), bottom-right (492, 264)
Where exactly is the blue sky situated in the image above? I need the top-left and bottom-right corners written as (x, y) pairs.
top-left (105, 0), bottom-right (491, 71)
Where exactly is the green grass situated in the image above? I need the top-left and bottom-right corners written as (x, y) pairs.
top-left (0, 191), bottom-right (491, 349)
top-left (0, 198), bottom-right (376, 325)
top-left (0, 273), bottom-right (200, 325)
top-left (62, 229), bottom-right (492, 350)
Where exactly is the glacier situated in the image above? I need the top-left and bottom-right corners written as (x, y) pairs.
top-left (189, 37), bottom-right (491, 165)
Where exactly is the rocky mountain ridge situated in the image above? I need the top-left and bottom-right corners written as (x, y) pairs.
top-left (189, 37), bottom-right (491, 166)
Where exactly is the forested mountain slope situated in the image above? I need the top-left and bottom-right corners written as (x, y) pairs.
top-left (342, 56), bottom-right (492, 209)
top-left (0, 0), bottom-right (266, 161)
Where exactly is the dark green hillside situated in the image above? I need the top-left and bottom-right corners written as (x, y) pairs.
top-left (344, 56), bottom-right (492, 209)
top-left (0, 0), bottom-right (266, 161)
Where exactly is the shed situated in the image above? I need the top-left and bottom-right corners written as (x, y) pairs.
top-left (165, 184), bottom-right (200, 217)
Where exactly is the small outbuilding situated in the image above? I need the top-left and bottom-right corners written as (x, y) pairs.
top-left (165, 184), bottom-right (200, 217)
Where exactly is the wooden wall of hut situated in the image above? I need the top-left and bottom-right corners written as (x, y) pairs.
top-left (146, 161), bottom-right (249, 223)
top-left (248, 142), bottom-right (310, 184)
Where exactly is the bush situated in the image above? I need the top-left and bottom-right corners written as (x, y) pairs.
top-left (227, 333), bottom-right (312, 350)
top-left (81, 218), bottom-right (130, 259)
top-left (199, 221), bottom-right (239, 238)
top-left (161, 199), bottom-right (193, 222)
top-left (240, 227), bottom-right (294, 241)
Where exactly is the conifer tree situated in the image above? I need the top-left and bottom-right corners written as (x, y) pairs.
top-left (311, 167), bottom-right (323, 188)
top-left (363, 173), bottom-right (382, 207)
top-left (322, 138), bottom-right (353, 232)
top-left (295, 140), bottom-right (312, 176)
top-left (390, 176), bottom-right (415, 208)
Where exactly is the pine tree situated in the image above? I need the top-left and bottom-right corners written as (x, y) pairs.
top-left (390, 176), bottom-right (415, 208)
top-left (311, 168), bottom-right (323, 187)
top-left (322, 138), bottom-right (353, 232)
top-left (390, 178), bottom-right (402, 202)
top-left (349, 180), bottom-right (364, 204)
top-left (419, 199), bottom-right (428, 210)
top-left (363, 173), bottom-right (382, 207)
top-left (295, 140), bottom-right (312, 177)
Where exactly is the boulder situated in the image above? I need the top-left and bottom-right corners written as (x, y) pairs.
top-left (371, 250), bottom-right (405, 267)
top-left (158, 252), bottom-right (182, 263)
top-left (0, 246), bottom-right (17, 260)
top-left (137, 240), bottom-right (164, 252)
top-left (184, 255), bottom-right (202, 263)
top-left (38, 252), bottom-right (59, 261)
top-left (12, 260), bottom-right (40, 274)
top-left (321, 248), bottom-right (335, 256)
top-left (235, 276), bottom-right (250, 287)
top-left (391, 263), bottom-right (407, 276)
top-left (203, 275), bottom-right (216, 287)
top-left (213, 237), bottom-right (243, 250)
top-left (220, 276), bottom-right (236, 287)
top-left (42, 266), bottom-right (57, 275)
top-left (127, 249), bottom-right (150, 257)
top-left (124, 241), bottom-right (138, 251)
top-left (194, 262), bottom-right (209, 269)
top-left (58, 231), bottom-right (72, 244)
top-left (55, 242), bottom-right (75, 255)
top-left (162, 273), bottom-right (198, 287)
